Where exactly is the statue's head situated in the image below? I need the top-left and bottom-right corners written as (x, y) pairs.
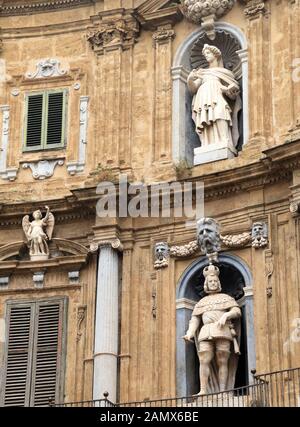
top-left (202, 44), bottom-right (223, 66)
top-left (197, 217), bottom-right (221, 255)
top-left (154, 242), bottom-right (169, 261)
top-left (33, 210), bottom-right (42, 220)
top-left (203, 264), bottom-right (222, 294)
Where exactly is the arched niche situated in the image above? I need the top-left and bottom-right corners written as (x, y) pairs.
top-left (172, 23), bottom-right (248, 166)
top-left (175, 253), bottom-right (255, 397)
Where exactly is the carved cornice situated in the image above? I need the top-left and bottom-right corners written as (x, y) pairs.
top-left (135, 0), bottom-right (183, 30)
top-left (87, 12), bottom-right (140, 55)
top-left (0, 0), bottom-right (93, 16)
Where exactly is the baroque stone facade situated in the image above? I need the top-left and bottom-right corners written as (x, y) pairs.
top-left (0, 0), bottom-right (299, 407)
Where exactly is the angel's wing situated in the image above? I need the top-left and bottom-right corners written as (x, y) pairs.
top-left (22, 215), bottom-right (31, 240)
top-left (45, 212), bottom-right (55, 240)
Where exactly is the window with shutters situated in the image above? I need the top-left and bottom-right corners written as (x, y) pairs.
top-left (24, 89), bottom-right (67, 151)
top-left (0, 298), bottom-right (67, 407)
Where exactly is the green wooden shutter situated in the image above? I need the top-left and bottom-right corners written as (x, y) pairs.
top-left (2, 303), bottom-right (34, 407)
top-left (45, 91), bottom-right (65, 148)
top-left (30, 301), bottom-right (63, 406)
top-left (24, 90), bottom-right (66, 151)
top-left (25, 94), bottom-right (44, 150)
top-left (1, 298), bottom-right (66, 407)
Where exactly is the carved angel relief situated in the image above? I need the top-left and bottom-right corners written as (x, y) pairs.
top-left (22, 206), bottom-right (55, 261)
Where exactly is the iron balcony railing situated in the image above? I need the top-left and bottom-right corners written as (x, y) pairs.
top-left (252, 366), bottom-right (300, 407)
top-left (52, 366), bottom-right (300, 408)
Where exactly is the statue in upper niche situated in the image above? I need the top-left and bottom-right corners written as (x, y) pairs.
top-left (187, 44), bottom-right (241, 152)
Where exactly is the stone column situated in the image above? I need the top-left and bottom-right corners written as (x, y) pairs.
top-left (91, 240), bottom-right (122, 402)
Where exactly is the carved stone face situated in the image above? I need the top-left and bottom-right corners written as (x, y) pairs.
top-left (154, 242), bottom-right (169, 261)
top-left (197, 218), bottom-right (221, 254)
top-left (252, 222), bottom-right (265, 239)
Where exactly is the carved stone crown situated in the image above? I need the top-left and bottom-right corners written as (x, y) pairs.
top-left (203, 264), bottom-right (220, 278)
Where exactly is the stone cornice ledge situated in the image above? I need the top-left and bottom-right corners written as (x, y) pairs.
top-left (0, 0), bottom-right (94, 16)
top-left (191, 138), bottom-right (300, 200)
top-left (0, 254), bottom-right (88, 275)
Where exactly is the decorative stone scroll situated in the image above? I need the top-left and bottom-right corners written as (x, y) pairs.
top-left (26, 58), bottom-right (67, 79)
top-left (22, 159), bottom-right (64, 180)
top-left (90, 238), bottom-right (123, 253)
top-left (77, 305), bottom-right (86, 342)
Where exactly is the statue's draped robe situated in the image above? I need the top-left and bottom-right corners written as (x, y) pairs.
top-left (191, 293), bottom-right (241, 393)
top-left (191, 67), bottom-right (241, 149)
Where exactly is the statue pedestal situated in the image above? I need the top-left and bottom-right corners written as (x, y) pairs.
top-left (30, 254), bottom-right (49, 262)
top-left (194, 142), bottom-right (237, 166)
top-left (183, 392), bottom-right (249, 407)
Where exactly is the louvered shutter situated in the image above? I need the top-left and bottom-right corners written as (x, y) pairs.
top-left (45, 92), bottom-right (64, 148)
top-left (1, 299), bottom-right (66, 407)
top-left (2, 303), bottom-right (34, 407)
top-left (30, 301), bottom-right (63, 406)
top-left (25, 94), bottom-right (44, 149)
top-left (24, 90), bottom-right (66, 151)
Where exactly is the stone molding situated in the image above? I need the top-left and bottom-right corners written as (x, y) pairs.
top-left (67, 96), bottom-right (89, 176)
top-left (0, 0), bottom-right (93, 16)
top-left (0, 105), bottom-right (18, 181)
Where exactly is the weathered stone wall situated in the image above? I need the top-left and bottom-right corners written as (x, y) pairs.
top-left (0, 0), bottom-right (299, 404)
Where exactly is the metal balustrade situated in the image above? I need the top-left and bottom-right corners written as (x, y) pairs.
top-left (52, 367), bottom-right (300, 408)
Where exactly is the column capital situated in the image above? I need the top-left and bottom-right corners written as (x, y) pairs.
top-left (90, 238), bottom-right (123, 253)
top-left (87, 14), bottom-right (139, 55)
top-left (152, 25), bottom-right (175, 47)
top-left (242, 0), bottom-right (268, 19)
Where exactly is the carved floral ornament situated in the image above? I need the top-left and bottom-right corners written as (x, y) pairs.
top-left (181, 1), bottom-right (267, 37)
top-left (154, 218), bottom-right (268, 269)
